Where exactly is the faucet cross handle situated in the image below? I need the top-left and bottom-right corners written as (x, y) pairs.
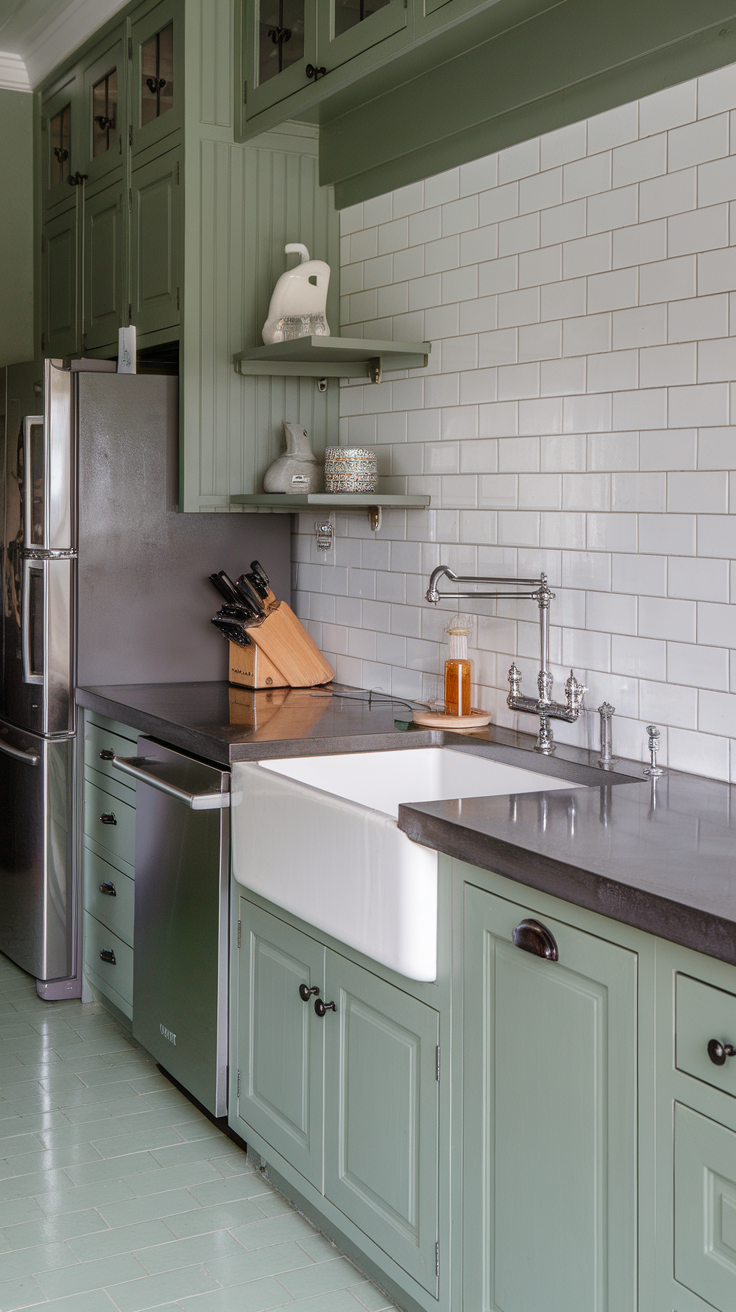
top-left (565, 670), bottom-right (587, 712)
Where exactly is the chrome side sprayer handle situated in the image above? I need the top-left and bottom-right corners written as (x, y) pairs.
top-left (643, 724), bottom-right (664, 777)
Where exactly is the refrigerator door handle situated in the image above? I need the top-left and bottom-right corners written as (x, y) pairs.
top-left (111, 755), bottom-right (231, 810)
top-left (21, 558), bottom-right (44, 686)
top-left (22, 415), bottom-right (45, 548)
top-left (0, 738), bottom-right (40, 766)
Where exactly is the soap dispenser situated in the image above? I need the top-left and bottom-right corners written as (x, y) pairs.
top-left (444, 615), bottom-right (473, 717)
top-left (262, 244), bottom-right (331, 345)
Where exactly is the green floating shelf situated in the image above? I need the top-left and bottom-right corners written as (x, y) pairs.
top-left (229, 493), bottom-right (431, 509)
top-left (232, 335), bottom-right (431, 380)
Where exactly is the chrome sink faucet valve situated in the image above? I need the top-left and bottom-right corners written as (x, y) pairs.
top-left (597, 702), bottom-right (616, 768)
top-left (643, 724), bottom-right (664, 777)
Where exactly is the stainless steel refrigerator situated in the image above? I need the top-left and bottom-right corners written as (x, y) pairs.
top-left (0, 359), bottom-right (289, 998)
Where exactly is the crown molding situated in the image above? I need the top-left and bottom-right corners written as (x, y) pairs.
top-left (0, 52), bottom-right (31, 92)
top-left (23, 0), bottom-right (128, 87)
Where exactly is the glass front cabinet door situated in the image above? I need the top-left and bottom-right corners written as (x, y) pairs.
top-left (82, 33), bottom-right (125, 184)
top-left (317, 0), bottom-right (407, 72)
top-left (244, 0), bottom-right (316, 116)
top-left (43, 78), bottom-right (77, 213)
top-left (131, 0), bottom-right (183, 154)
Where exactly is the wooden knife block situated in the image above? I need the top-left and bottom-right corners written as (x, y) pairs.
top-left (228, 601), bottom-right (334, 689)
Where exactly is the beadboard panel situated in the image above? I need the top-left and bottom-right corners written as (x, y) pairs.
top-left (199, 0), bottom-right (232, 127)
top-left (181, 52), bottom-right (339, 511)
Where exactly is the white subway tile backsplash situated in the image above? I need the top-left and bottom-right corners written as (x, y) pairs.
top-left (307, 61), bottom-right (736, 782)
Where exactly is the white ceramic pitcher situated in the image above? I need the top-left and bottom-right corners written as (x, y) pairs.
top-left (262, 244), bottom-right (331, 345)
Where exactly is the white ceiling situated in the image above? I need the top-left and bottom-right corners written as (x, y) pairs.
top-left (0, 0), bottom-right (128, 88)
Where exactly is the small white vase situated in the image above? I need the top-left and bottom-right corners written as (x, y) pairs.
top-left (263, 422), bottom-right (323, 494)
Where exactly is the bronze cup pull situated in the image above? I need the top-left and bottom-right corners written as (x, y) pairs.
top-left (512, 918), bottom-right (559, 961)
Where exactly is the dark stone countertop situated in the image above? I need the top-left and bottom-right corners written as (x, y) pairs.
top-left (78, 680), bottom-right (736, 967)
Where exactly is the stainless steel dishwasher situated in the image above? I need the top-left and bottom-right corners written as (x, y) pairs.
top-left (112, 738), bottom-right (230, 1116)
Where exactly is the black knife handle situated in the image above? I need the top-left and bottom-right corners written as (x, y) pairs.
top-left (235, 575), bottom-right (266, 614)
top-left (209, 573), bottom-right (238, 604)
top-left (250, 560), bottom-right (270, 590)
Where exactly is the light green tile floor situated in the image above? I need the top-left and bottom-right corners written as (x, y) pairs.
top-left (0, 956), bottom-right (397, 1312)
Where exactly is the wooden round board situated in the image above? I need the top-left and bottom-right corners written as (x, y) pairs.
top-left (412, 708), bottom-right (492, 730)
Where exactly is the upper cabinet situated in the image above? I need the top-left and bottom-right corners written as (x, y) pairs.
top-left (42, 76), bottom-right (78, 214)
top-left (240, 0), bottom-right (409, 127)
top-left (82, 31), bottom-right (125, 186)
top-left (131, 0), bottom-right (183, 153)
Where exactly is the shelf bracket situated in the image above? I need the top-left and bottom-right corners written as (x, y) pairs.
top-left (317, 377), bottom-right (327, 393)
top-left (368, 357), bottom-right (382, 385)
top-left (368, 506), bottom-right (382, 532)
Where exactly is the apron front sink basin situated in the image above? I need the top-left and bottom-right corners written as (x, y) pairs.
top-left (231, 747), bottom-right (584, 981)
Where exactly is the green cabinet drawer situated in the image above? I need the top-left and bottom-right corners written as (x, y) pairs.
top-left (84, 718), bottom-right (138, 792)
top-left (675, 1102), bottom-right (736, 1311)
top-left (83, 846), bottom-right (134, 947)
top-left (84, 777), bottom-right (136, 867)
top-left (677, 973), bottom-right (736, 1099)
top-left (83, 910), bottom-right (134, 1011)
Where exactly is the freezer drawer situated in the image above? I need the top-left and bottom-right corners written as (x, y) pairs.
top-left (117, 740), bottom-right (230, 1117)
top-left (0, 722), bottom-right (73, 979)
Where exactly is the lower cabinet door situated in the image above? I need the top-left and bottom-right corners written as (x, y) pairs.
top-left (84, 178), bottom-right (125, 350)
top-left (236, 899), bottom-right (325, 1189)
top-left (463, 883), bottom-right (637, 1312)
top-left (323, 950), bottom-right (440, 1296)
top-left (130, 145), bottom-right (181, 338)
top-left (41, 203), bottom-right (79, 357)
top-left (675, 1102), bottom-right (736, 1311)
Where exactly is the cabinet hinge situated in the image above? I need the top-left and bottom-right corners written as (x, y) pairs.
top-left (435, 1242), bottom-right (440, 1278)
top-left (128, 187), bottom-right (132, 211)
top-left (176, 160), bottom-right (180, 184)
top-left (129, 124), bottom-right (133, 147)
top-left (436, 1045), bottom-right (440, 1081)
top-left (243, 80), bottom-right (247, 103)
top-left (237, 1068), bottom-right (241, 1099)
top-left (128, 36), bottom-right (133, 59)
top-left (128, 303), bottom-right (133, 321)
top-left (176, 287), bottom-right (180, 311)
top-left (237, 919), bottom-right (241, 949)
top-left (41, 331), bottom-right (45, 351)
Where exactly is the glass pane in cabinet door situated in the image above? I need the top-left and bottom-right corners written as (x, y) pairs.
top-left (49, 105), bottom-right (70, 188)
top-left (92, 69), bottom-right (117, 157)
top-left (141, 23), bottom-right (173, 124)
top-left (334, 0), bottom-right (389, 37)
top-left (258, 0), bottom-right (304, 85)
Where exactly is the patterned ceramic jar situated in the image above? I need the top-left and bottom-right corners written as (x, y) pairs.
top-left (324, 447), bottom-right (378, 493)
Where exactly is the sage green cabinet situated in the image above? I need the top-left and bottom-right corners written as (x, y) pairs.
top-left (233, 895), bottom-right (441, 1298)
top-left (462, 882), bottom-right (638, 1312)
top-left (42, 76), bottom-right (78, 214)
top-left (317, 0), bottom-right (407, 71)
top-left (236, 899), bottom-right (325, 1188)
top-left (41, 201), bottom-right (79, 357)
top-left (131, 0), bottom-right (183, 155)
top-left (130, 145), bottom-right (181, 336)
top-left (81, 31), bottom-right (125, 188)
top-left (84, 178), bottom-right (126, 350)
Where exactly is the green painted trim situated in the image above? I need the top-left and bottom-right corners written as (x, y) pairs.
top-left (0, 89), bottom-right (34, 366)
top-left (326, 3), bottom-right (736, 207)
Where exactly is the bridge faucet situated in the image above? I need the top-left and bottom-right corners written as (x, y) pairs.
top-left (425, 566), bottom-right (587, 754)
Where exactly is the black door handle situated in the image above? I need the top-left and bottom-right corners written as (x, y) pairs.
top-left (99, 813), bottom-right (117, 825)
top-left (99, 948), bottom-right (116, 964)
top-left (315, 998), bottom-right (336, 1017)
top-left (98, 882), bottom-right (116, 897)
top-left (512, 918), bottom-right (559, 961)
top-left (708, 1038), bottom-right (736, 1066)
top-left (99, 748), bottom-right (115, 760)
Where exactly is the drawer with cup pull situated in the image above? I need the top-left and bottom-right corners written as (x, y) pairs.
top-left (83, 778), bottom-right (136, 867)
top-left (83, 910), bottom-right (134, 1010)
top-left (83, 845), bottom-right (134, 947)
top-left (84, 718), bottom-right (138, 792)
top-left (676, 972), bottom-right (736, 1098)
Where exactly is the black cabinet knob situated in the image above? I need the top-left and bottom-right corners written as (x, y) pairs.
top-left (99, 813), bottom-right (117, 825)
top-left (314, 998), bottom-right (336, 1017)
top-left (707, 1038), bottom-right (736, 1066)
top-left (305, 64), bottom-right (327, 82)
top-left (99, 748), bottom-right (115, 760)
top-left (99, 948), bottom-right (116, 964)
top-left (512, 918), bottom-right (559, 961)
top-left (98, 882), bottom-right (116, 897)
top-left (299, 984), bottom-right (319, 1002)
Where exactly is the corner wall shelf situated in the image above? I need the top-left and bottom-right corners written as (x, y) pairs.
top-left (232, 336), bottom-right (431, 383)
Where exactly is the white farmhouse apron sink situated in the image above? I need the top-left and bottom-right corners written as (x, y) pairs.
top-left (231, 747), bottom-right (584, 981)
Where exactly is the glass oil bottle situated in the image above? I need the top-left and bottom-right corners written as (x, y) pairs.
top-left (444, 615), bottom-right (473, 717)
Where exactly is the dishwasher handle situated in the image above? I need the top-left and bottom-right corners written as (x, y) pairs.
top-left (111, 755), bottom-right (230, 810)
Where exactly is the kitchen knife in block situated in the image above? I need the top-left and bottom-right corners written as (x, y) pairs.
top-left (229, 638), bottom-right (289, 689)
top-left (246, 602), bottom-right (334, 687)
